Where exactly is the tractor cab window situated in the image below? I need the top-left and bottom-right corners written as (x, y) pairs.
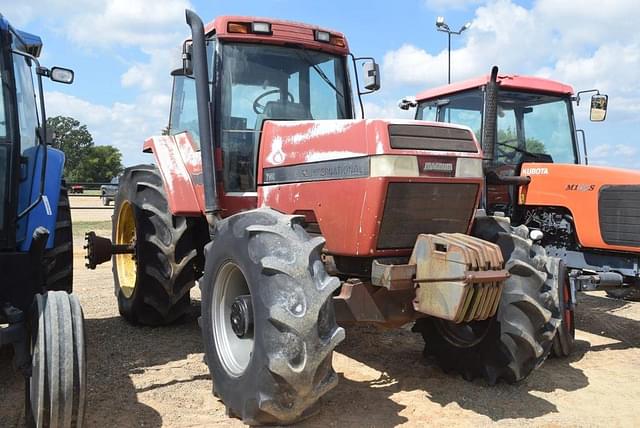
top-left (220, 43), bottom-right (349, 192)
top-left (169, 75), bottom-right (199, 144)
top-left (495, 91), bottom-right (575, 165)
top-left (169, 39), bottom-right (215, 148)
top-left (12, 52), bottom-right (39, 155)
top-left (429, 90), bottom-right (483, 142)
top-left (416, 102), bottom-right (437, 122)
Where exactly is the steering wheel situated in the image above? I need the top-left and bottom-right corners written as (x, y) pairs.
top-left (496, 138), bottom-right (520, 162)
top-left (253, 89), bottom-right (295, 114)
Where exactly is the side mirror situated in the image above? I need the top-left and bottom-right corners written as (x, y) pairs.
top-left (398, 96), bottom-right (417, 110)
top-left (50, 67), bottom-right (74, 84)
top-left (362, 60), bottom-right (380, 92)
top-left (590, 94), bottom-right (608, 121)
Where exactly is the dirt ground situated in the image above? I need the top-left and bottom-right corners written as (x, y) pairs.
top-left (1, 198), bottom-right (640, 427)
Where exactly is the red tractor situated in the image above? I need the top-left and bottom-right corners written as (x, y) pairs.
top-left (86, 12), bottom-right (563, 424)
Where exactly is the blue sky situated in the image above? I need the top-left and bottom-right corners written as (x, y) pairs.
top-left (5, 0), bottom-right (639, 169)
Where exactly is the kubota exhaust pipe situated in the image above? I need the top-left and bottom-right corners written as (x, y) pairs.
top-left (481, 66), bottom-right (499, 169)
top-left (186, 9), bottom-right (220, 234)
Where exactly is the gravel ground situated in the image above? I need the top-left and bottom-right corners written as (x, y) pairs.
top-left (1, 199), bottom-right (639, 427)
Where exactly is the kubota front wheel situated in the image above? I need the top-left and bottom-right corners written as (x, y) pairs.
top-left (414, 215), bottom-right (561, 383)
top-left (112, 164), bottom-right (204, 325)
top-left (200, 208), bottom-right (344, 425)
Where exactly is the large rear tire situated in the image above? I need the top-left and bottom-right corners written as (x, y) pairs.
top-left (27, 291), bottom-right (86, 428)
top-left (200, 208), bottom-right (344, 425)
top-left (44, 184), bottom-right (73, 293)
top-left (112, 164), bottom-right (204, 325)
top-left (413, 215), bottom-right (561, 383)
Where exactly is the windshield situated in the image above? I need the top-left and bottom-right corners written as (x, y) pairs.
top-left (417, 89), bottom-right (576, 164)
top-left (220, 42), bottom-right (350, 192)
top-left (495, 91), bottom-right (575, 164)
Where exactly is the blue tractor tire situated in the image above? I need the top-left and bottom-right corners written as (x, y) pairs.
top-left (44, 184), bottom-right (73, 292)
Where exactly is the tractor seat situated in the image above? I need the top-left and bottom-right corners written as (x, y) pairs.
top-left (255, 101), bottom-right (313, 133)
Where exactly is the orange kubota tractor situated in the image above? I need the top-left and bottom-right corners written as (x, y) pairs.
top-left (86, 15), bottom-right (563, 425)
top-left (402, 67), bottom-right (640, 356)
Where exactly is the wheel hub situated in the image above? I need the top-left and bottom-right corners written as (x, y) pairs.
top-left (230, 295), bottom-right (253, 338)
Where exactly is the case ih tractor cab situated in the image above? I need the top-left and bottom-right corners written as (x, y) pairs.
top-left (403, 67), bottom-right (640, 354)
top-left (86, 12), bottom-right (562, 424)
top-left (0, 14), bottom-right (86, 427)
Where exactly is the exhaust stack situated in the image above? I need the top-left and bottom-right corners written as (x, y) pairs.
top-left (481, 66), bottom-right (499, 169)
top-left (185, 9), bottom-right (220, 233)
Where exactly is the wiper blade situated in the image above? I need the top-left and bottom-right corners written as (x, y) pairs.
top-left (296, 50), bottom-right (344, 100)
top-left (498, 141), bottom-right (546, 159)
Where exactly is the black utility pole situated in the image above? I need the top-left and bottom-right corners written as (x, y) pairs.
top-left (435, 16), bottom-right (471, 84)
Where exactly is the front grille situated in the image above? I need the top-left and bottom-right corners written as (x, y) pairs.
top-left (599, 185), bottom-right (640, 247)
top-left (377, 182), bottom-right (479, 249)
top-left (388, 124), bottom-right (477, 152)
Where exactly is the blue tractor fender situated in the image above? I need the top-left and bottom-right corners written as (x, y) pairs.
top-left (17, 146), bottom-right (65, 251)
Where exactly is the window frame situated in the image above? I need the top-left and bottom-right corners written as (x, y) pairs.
top-left (213, 40), bottom-right (353, 193)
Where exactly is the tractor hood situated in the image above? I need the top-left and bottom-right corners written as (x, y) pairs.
top-left (258, 119), bottom-right (483, 181)
top-left (520, 162), bottom-right (640, 252)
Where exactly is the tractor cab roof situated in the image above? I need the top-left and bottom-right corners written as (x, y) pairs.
top-left (0, 13), bottom-right (43, 57)
top-left (415, 74), bottom-right (574, 102)
top-left (203, 15), bottom-right (349, 56)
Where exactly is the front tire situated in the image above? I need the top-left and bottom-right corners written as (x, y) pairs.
top-left (27, 291), bottom-right (86, 427)
top-left (414, 215), bottom-right (561, 383)
top-left (201, 208), bottom-right (344, 425)
top-left (112, 164), bottom-right (203, 325)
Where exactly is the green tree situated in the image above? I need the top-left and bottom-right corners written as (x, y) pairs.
top-left (75, 145), bottom-right (123, 183)
top-left (47, 116), bottom-right (94, 181)
top-left (47, 115), bottom-right (123, 182)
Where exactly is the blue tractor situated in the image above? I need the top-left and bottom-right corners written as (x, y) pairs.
top-left (0, 14), bottom-right (86, 427)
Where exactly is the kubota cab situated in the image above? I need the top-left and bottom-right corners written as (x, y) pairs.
top-left (86, 13), bottom-right (563, 424)
top-left (403, 67), bottom-right (640, 355)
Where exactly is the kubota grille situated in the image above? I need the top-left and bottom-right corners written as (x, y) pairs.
top-left (377, 182), bottom-right (479, 249)
top-left (599, 185), bottom-right (640, 247)
top-left (388, 124), bottom-right (478, 152)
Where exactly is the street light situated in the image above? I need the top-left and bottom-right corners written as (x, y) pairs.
top-left (435, 16), bottom-right (471, 84)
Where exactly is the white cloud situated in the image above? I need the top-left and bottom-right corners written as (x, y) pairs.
top-left (46, 91), bottom-right (168, 165)
top-left (65, 0), bottom-right (192, 51)
top-left (364, 100), bottom-right (414, 120)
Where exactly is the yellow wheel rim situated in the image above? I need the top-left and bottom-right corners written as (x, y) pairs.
top-left (115, 201), bottom-right (137, 298)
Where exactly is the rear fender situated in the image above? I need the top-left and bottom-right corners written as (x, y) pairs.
top-left (18, 146), bottom-right (64, 251)
top-left (142, 133), bottom-right (205, 216)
